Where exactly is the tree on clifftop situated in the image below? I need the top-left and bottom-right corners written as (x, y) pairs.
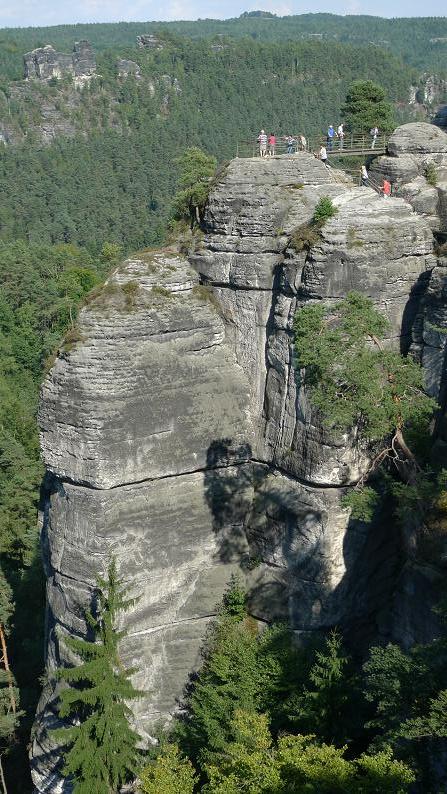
top-left (341, 80), bottom-right (395, 134)
top-left (53, 559), bottom-right (142, 794)
top-left (172, 147), bottom-right (217, 228)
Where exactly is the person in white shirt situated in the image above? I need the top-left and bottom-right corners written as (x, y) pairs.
top-left (370, 126), bottom-right (379, 149)
top-left (319, 145), bottom-right (328, 165)
top-left (337, 123), bottom-right (344, 149)
top-left (257, 129), bottom-right (267, 157)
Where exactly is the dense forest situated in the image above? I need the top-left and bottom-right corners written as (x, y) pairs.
top-left (0, 11), bottom-right (447, 793)
top-left (0, 36), bottom-right (424, 252)
top-left (0, 13), bottom-right (447, 79)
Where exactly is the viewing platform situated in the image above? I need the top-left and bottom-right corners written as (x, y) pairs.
top-left (236, 134), bottom-right (388, 159)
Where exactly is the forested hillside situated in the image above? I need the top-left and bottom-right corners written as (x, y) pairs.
top-left (1, 13), bottom-right (447, 793)
top-left (1, 13), bottom-right (447, 79)
top-left (0, 37), bottom-right (420, 252)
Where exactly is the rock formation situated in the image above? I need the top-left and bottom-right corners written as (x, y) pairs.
top-left (116, 58), bottom-right (141, 79)
top-left (32, 125), bottom-right (446, 790)
top-left (369, 122), bottom-right (447, 233)
top-left (409, 74), bottom-right (447, 110)
top-left (24, 41), bottom-right (96, 83)
top-left (137, 34), bottom-right (165, 50)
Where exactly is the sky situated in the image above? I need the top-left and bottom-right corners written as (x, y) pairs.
top-left (0, 0), bottom-right (445, 29)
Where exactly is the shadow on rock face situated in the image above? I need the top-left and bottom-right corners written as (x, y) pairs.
top-left (204, 438), bottom-right (255, 564)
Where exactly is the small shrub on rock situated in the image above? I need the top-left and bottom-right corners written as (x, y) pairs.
top-left (290, 196), bottom-right (338, 253)
top-left (313, 195), bottom-right (338, 223)
top-left (424, 162), bottom-right (438, 187)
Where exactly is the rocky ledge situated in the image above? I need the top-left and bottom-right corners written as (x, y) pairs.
top-left (370, 122), bottom-right (447, 233)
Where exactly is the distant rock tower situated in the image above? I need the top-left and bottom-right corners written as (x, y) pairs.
top-left (24, 40), bottom-right (96, 82)
top-left (137, 34), bottom-right (164, 50)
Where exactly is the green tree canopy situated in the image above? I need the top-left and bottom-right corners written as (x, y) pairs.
top-left (172, 147), bottom-right (217, 227)
top-left (293, 292), bottom-right (435, 482)
top-left (202, 710), bottom-right (415, 793)
top-left (341, 80), bottom-right (395, 133)
top-left (173, 579), bottom-right (260, 770)
top-left (139, 743), bottom-right (197, 794)
top-left (53, 559), bottom-right (143, 794)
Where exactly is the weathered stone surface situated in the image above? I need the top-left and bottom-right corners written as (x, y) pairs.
top-left (24, 40), bottom-right (96, 82)
top-left (387, 122), bottom-right (447, 156)
top-left (116, 58), bottom-right (141, 78)
top-left (193, 156), bottom-right (434, 484)
top-left (33, 151), bottom-right (439, 790)
top-left (39, 252), bottom-right (253, 489)
top-left (370, 122), bottom-right (447, 233)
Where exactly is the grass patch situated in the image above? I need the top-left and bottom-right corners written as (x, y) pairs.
top-left (192, 284), bottom-right (222, 312)
top-left (151, 285), bottom-right (173, 299)
top-left (83, 282), bottom-right (121, 307)
top-left (121, 280), bottom-right (139, 309)
top-left (61, 326), bottom-right (86, 354)
top-left (290, 222), bottom-right (323, 252)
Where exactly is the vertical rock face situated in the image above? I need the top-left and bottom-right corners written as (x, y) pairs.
top-left (33, 253), bottom-right (254, 791)
top-left (24, 41), bottom-right (96, 82)
top-left (34, 140), bottom-right (440, 789)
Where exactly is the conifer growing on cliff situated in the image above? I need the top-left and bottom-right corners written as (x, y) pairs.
top-left (53, 559), bottom-right (142, 794)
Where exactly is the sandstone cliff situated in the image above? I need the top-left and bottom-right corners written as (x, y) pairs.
top-left (32, 124), bottom-right (447, 791)
top-left (24, 41), bottom-right (96, 83)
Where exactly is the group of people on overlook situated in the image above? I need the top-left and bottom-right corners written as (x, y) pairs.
top-left (257, 130), bottom-right (307, 157)
top-left (257, 124), bottom-right (380, 159)
top-left (257, 123), bottom-right (391, 196)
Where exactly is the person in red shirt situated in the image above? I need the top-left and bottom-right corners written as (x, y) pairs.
top-left (268, 133), bottom-right (276, 156)
top-left (381, 178), bottom-right (391, 197)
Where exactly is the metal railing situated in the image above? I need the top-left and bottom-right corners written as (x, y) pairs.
top-left (236, 134), bottom-right (388, 159)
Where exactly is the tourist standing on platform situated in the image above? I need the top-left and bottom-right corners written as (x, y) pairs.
top-left (258, 130), bottom-right (267, 157)
top-left (370, 126), bottom-right (379, 149)
top-left (381, 177), bottom-right (391, 197)
top-left (327, 124), bottom-right (336, 151)
top-left (268, 133), bottom-right (276, 156)
top-left (286, 135), bottom-right (296, 154)
top-left (337, 123), bottom-right (344, 149)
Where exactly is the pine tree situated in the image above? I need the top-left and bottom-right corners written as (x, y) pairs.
top-left (53, 559), bottom-right (143, 794)
top-left (172, 147), bottom-right (217, 227)
top-left (341, 80), bottom-right (395, 133)
top-left (173, 577), bottom-right (260, 770)
top-left (289, 630), bottom-right (358, 746)
top-left (293, 291), bottom-right (435, 485)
